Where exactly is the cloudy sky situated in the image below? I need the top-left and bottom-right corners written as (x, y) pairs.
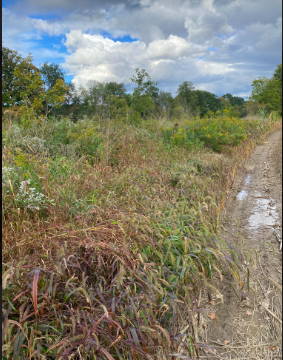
top-left (2, 0), bottom-right (282, 98)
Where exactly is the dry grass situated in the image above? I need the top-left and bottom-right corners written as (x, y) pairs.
top-left (2, 115), bottom-right (277, 359)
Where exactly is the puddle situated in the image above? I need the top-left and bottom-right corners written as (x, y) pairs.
top-left (244, 174), bottom-right (252, 185)
top-left (237, 174), bottom-right (252, 201)
top-left (248, 198), bottom-right (279, 230)
top-left (237, 190), bottom-right (248, 200)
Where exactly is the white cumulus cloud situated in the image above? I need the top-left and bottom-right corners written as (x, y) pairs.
top-left (2, 0), bottom-right (282, 96)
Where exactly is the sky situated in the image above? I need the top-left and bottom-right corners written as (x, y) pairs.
top-left (2, 0), bottom-right (282, 98)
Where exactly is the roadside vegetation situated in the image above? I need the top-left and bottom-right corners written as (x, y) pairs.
top-left (2, 46), bottom-right (282, 359)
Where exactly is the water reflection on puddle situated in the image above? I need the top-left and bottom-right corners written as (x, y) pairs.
top-left (236, 174), bottom-right (251, 201)
top-left (248, 198), bottom-right (279, 230)
top-left (237, 190), bottom-right (248, 200)
top-left (244, 174), bottom-right (251, 185)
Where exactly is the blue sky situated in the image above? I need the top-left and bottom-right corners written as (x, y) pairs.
top-left (2, 0), bottom-right (282, 98)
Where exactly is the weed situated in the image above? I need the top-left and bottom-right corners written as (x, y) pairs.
top-left (2, 114), bottom-right (278, 358)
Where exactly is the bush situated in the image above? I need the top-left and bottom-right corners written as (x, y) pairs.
top-left (161, 112), bottom-right (256, 152)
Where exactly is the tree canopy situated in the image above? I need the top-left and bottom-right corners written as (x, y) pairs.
top-left (2, 45), bottom-right (281, 121)
top-left (2, 45), bottom-right (25, 108)
top-left (251, 64), bottom-right (282, 115)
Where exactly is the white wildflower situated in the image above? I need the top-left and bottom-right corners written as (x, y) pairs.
top-left (15, 180), bottom-right (55, 211)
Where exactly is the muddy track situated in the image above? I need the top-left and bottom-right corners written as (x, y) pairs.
top-left (199, 129), bottom-right (282, 360)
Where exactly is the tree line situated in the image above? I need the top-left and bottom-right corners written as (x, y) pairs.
top-left (2, 45), bottom-right (282, 122)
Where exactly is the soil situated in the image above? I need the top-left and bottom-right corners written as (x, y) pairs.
top-left (199, 129), bottom-right (282, 360)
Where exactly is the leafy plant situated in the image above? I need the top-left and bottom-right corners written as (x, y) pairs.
top-left (160, 113), bottom-right (255, 152)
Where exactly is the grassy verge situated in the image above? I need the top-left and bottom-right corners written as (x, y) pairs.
top-left (2, 114), bottom-right (280, 359)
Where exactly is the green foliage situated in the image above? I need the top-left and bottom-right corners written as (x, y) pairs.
top-left (4, 46), bottom-right (280, 124)
top-left (130, 68), bottom-right (159, 118)
top-left (161, 111), bottom-right (256, 152)
top-left (2, 46), bottom-right (23, 108)
top-left (14, 55), bottom-right (46, 115)
top-left (130, 68), bottom-right (159, 97)
top-left (175, 81), bottom-right (197, 115)
top-left (76, 80), bottom-right (129, 120)
top-left (194, 90), bottom-right (222, 117)
top-left (46, 78), bottom-right (69, 112)
top-left (158, 90), bottom-right (174, 119)
top-left (39, 62), bottom-right (65, 89)
top-left (273, 63), bottom-right (282, 84)
top-left (51, 118), bottom-right (103, 158)
top-left (103, 81), bottom-right (127, 98)
top-left (222, 93), bottom-right (247, 118)
top-left (223, 93), bottom-right (245, 107)
top-left (39, 62), bottom-right (67, 116)
top-left (251, 65), bottom-right (282, 115)
top-left (13, 55), bottom-right (68, 119)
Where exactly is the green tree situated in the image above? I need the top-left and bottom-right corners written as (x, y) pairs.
top-left (273, 63), bottom-right (282, 84)
top-left (218, 96), bottom-right (231, 110)
top-left (222, 93), bottom-right (245, 107)
top-left (14, 55), bottom-right (68, 120)
top-left (222, 93), bottom-right (247, 117)
top-left (14, 55), bottom-right (45, 116)
top-left (39, 62), bottom-right (66, 116)
top-left (251, 77), bottom-right (282, 114)
top-left (103, 82), bottom-right (127, 99)
top-left (158, 91), bottom-right (174, 119)
top-left (2, 45), bottom-right (24, 108)
top-left (175, 81), bottom-right (197, 115)
top-left (79, 80), bottom-right (105, 118)
top-left (130, 68), bottom-right (159, 119)
top-left (194, 90), bottom-right (222, 117)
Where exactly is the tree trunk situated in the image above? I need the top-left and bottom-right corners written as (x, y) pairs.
top-left (45, 100), bottom-right (48, 117)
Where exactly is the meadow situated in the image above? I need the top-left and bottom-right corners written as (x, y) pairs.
top-left (2, 110), bottom-right (280, 359)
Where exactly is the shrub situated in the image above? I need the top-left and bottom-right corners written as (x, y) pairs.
top-left (161, 113), bottom-right (256, 152)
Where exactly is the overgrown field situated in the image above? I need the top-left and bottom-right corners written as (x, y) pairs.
top-left (2, 112), bottom-right (280, 359)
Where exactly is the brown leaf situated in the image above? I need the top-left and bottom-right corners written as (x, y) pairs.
top-left (224, 340), bottom-right (229, 345)
top-left (203, 323), bottom-right (208, 328)
top-left (209, 301), bottom-right (216, 305)
top-left (269, 346), bottom-right (276, 351)
top-left (208, 312), bottom-right (216, 320)
top-left (246, 310), bottom-right (252, 316)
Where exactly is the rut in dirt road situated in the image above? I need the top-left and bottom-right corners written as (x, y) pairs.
top-left (199, 129), bottom-right (282, 360)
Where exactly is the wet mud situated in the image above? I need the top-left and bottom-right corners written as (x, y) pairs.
top-left (200, 129), bottom-right (282, 359)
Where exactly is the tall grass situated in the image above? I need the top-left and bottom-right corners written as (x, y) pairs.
top-left (2, 114), bottom-right (278, 359)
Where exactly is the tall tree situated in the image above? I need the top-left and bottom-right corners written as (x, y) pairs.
top-left (158, 91), bottom-right (174, 119)
top-left (14, 55), bottom-right (68, 118)
top-left (222, 93), bottom-right (246, 117)
top-left (222, 93), bottom-right (245, 107)
top-left (251, 76), bottom-right (282, 114)
top-left (79, 80), bottom-right (105, 118)
top-left (273, 63), bottom-right (282, 84)
top-left (175, 81), bottom-right (197, 115)
top-left (250, 64), bottom-right (282, 115)
top-left (39, 62), bottom-right (66, 116)
top-left (2, 45), bottom-right (23, 108)
top-left (194, 90), bottom-right (222, 117)
top-left (130, 68), bottom-right (159, 118)
top-left (103, 82), bottom-right (127, 99)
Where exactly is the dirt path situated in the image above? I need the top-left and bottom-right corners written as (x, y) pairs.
top-left (199, 129), bottom-right (282, 360)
